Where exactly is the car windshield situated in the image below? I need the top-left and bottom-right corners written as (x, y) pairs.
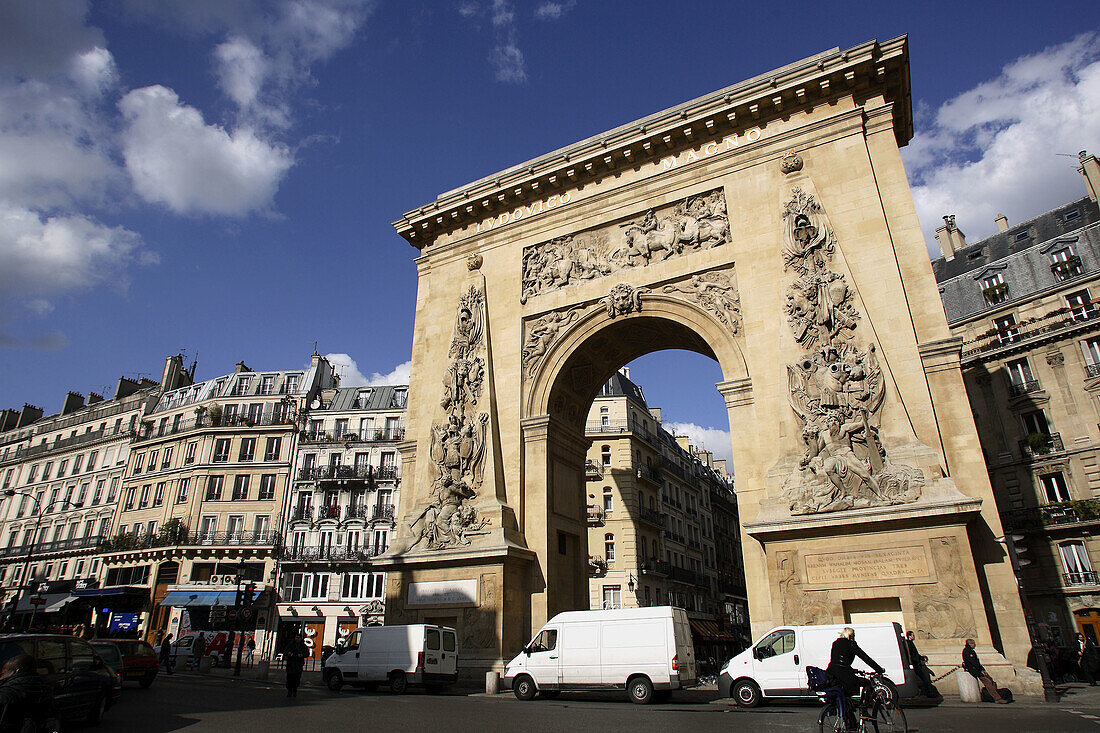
top-left (90, 643), bottom-right (122, 664)
top-left (117, 641), bottom-right (155, 657)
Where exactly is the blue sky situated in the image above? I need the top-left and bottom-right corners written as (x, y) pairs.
top-left (1, 1), bottom-right (1098, 464)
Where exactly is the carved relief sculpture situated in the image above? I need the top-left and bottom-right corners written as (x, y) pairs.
top-left (777, 550), bottom-right (832, 625)
top-left (662, 270), bottom-right (742, 334)
top-left (780, 188), bottom-right (924, 515)
top-left (521, 307), bottom-right (582, 378)
top-left (602, 283), bottom-right (648, 318)
top-left (912, 537), bottom-right (978, 640)
top-left (409, 285), bottom-right (491, 549)
top-left (520, 188), bottom-right (730, 303)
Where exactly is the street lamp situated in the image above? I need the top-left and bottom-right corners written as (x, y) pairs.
top-left (2, 489), bottom-right (83, 632)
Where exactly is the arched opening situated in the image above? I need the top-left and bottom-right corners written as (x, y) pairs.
top-left (522, 297), bottom-right (750, 640)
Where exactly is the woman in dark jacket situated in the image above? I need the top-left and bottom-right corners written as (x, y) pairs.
top-left (826, 627), bottom-right (885, 698)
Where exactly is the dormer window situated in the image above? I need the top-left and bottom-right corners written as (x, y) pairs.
top-left (1014, 230), bottom-right (1030, 242)
top-left (391, 388), bottom-right (407, 408)
top-left (259, 375), bottom-right (275, 395)
top-left (357, 389), bottom-right (373, 407)
top-left (1064, 208), bottom-right (1081, 223)
top-left (283, 374), bottom-right (301, 394)
top-left (1050, 248), bottom-right (1083, 281)
top-left (982, 273), bottom-right (1008, 305)
top-left (232, 376), bottom-right (252, 396)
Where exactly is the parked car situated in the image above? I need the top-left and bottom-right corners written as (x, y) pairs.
top-left (503, 606), bottom-right (698, 704)
top-left (0, 634), bottom-right (121, 726)
top-left (171, 631), bottom-right (254, 667)
top-left (323, 624), bottom-right (458, 693)
top-left (718, 622), bottom-right (916, 707)
top-left (91, 639), bottom-right (159, 687)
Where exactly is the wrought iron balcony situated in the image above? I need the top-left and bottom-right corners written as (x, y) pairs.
top-left (638, 559), bottom-right (670, 576)
top-left (344, 505), bottom-right (369, 521)
top-left (317, 504), bottom-right (341, 520)
top-left (281, 545), bottom-right (380, 562)
top-left (1008, 379), bottom-right (1041, 397)
top-left (1003, 497), bottom-right (1100, 532)
top-left (586, 507), bottom-right (605, 526)
top-left (668, 565), bottom-right (708, 587)
top-left (371, 504), bottom-right (397, 523)
top-left (296, 465), bottom-right (398, 483)
top-left (1018, 432), bottom-right (1064, 459)
top-left (1051, 255), bottom-right (1084, 280)
top-left (0, 535), bottom-right (107, 559)
top-left (98, 530), bottom-right (279, 552)
top-left (962, 302), bottom-right (1100, 362)
top-left (636, 464), bottom-right (660, 485)
top-left (290, 506), bottom-right (314, 523)
top-left (585, 461), bottom-right (603, 479)
top-left (1087, 362), bottom-right (1100, 379)
top-left (1064, 571), bottom-right (1100, 586)
top-left (638, 506), bottom-right (663, 526)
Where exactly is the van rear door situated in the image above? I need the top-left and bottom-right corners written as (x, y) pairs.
top-left (440, 629), bottom-right (458, 677)
top-left (672, 613), bottom-right (697, 685)
top-left (423, 627), bottom-right (443, 676)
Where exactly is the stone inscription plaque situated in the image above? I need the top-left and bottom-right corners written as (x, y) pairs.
top-left (407, 579), bottom-right (479, 606)
top-left (804, 547), bottom-right (929, 586)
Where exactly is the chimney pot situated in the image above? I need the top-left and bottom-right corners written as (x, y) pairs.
top-left (995, 214), bottom-right (1009, 232)
top-left (1079, 150), bottom-right (1100, 203)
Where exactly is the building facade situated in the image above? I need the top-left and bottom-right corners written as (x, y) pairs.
top-left (583, 370), bottom-right (748, 662)
top-left (934, 151), bottom-right (1100, 645)
top-left (0, 374), bottom-right (173, 630)
top-left (277, 384), bottom-right (406, 662)
top-left (93, 354), bottom-right (336, 648)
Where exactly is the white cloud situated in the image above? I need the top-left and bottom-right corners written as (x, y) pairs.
top-left (70, 47), bottom-right (118, 96)
top-left (0, 0), bottom-right (105, 79)
top-left (459, 0), bottom-right (527, 84)
top-left (903, 32), bottom-right (1100, 255)
top-left (665, 421), bottom-right (733, 467)
top-left (0, 203), bottom-right (147, 302)
top-left (534, 1), bottom-right (575, 21)
top-left (325, 354), bottom-right (412, 387)
top-left (490, 44), bottom-right (527, 83)
top-left (119, 85), bottom-right (294, 216)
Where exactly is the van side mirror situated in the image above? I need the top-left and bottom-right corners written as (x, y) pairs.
top-left (524, 646), bottom-right (531, 657)
top-left (752, 647), bottom-right (762, 661)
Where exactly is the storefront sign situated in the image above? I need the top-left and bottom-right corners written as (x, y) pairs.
top-left (804, 547), bottom-right (929, 586)
top-left (407, 579), bottom-right (478, 606)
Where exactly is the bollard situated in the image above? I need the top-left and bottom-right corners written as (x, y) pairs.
top-left (956, 670), bottom-right (982, 703)
top-left (486, 671), bottom-right (500, 695)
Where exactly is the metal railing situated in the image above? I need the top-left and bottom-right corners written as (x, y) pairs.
top-left (300, 428), bottom-right (406, 444)
top-left (1003, 497), bottom-right (1100, 531)
top-left (0, 535), bottom-right (106, 559)
top-left (1018, 432), bottom-right (1064, 459)
top-left (584, 461), bottom-right (603, 479)
top-left (668, 565), bottom-right (708, 587)
top-left (290, 507), bottom-right (313, 523)
top-left (295, 465), bottom-right (398, 482)
top-left (639, 559), bottom-right (670, 576)
top-left (8, 427), bottom-right (134, 461)
top-left (344, 505), bottom-right (369, 521)
top-left (962, 303), bottom-right (1100, 360)
top-left (1087, 362), bottom-right (1100, 379)
top-left (133, 413), bottom-right (295, 443)
top-left (636, 464), bottom-right (660, 485)
top-left (1064, 571), bottom-right (1100, 586)
top-left (371, 505), bottom-right (396, 523)
top-left (638, 506), bottom-right (663, 526)
top-left (586, 507), bottom-right (605, 525)
top-left (317, 505), bottom-right (341, 520)
top-left (98, 530), bottom-right (280, 552)
top-left (1008, 379), bottom-right (1042, 397)
top-left (280, 545), bottom-right (381, 562)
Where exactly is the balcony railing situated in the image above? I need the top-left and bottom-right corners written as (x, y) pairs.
top-left (300, 428), bottom-right (406, 445)
top-left (1052, 256), bottom-right (1084, 280)
top-left (281, 545), bottom-right (381, 562)
top-left (0, 535), bottom-right (106, 559)
top-left (7, 427), bottom-right (134, 461)
top-left (1064, 571), bottom-right (1100, 586)
top-left (1003, 497), bottom-right (1100, 532)
top-left (584, 461), bottom-right (603, 479)
top-left (290, 506), bottom-right (314, 523)
top-left (962, 302), bottom-right (1100, 361)
top-left (317, 505), bottom-right (341, 520)
top-left (638, 506), bottom-right (663, 527)
top-left (98, 530), bottom-right (280, 552)
top-left (1018, 432), bottom-right (1064, 459)
top-left (636, 464), bottom-right (660, 485)
top-left (133, 413), bottom-right (295, 443)
top-left (668, 565), bottom-right (708, 587)
top-left (295, 465), bottom-right (398, 483)
top-left (370, 505), bottom-right (396, 523)
top-left (1087, 362), bottom-right (1100, 379)
top-left (584, 418), bottom-right (663, 447)
top-left (586, 507), bottom-right (605, 526)
top-left (1008, 379), bottom-right (1042, 397)
top-left (344, 505), bottom-right (369, 521)
top-left (639, 559), bottom-right (670, 576)
top-left (659, 456), bottom-right (686, 480)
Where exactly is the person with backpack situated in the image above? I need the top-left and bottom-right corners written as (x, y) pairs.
top-left (963, 638), bottom-right (1009, 703)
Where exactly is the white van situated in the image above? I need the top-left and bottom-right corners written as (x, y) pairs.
top-left (322, 624), bottom-right (458, 694)
top-left (503, 606), bottom-right (697, 704)
top-left (718, 622), bottom-right (917, 707)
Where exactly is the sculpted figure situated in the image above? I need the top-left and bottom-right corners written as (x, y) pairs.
top-left (522, 308), bottom-right (580, 377)
top-left (662, 271), bottom-right (741, 332)
top-left (603, 283), bottom-right (647, 317)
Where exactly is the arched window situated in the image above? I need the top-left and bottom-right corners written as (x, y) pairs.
top-left (602, 486), bottom-right (613, 513)
top-left (605, 533), bottom-right (615, 561)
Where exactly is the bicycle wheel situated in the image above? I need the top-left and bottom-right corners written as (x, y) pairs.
top-left (818, 703), bottom-right (844, 733)
top-left (871, 701), bottom-right (907, 733)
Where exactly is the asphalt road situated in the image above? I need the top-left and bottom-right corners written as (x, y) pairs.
top-left (92, 675), bottom-right (1100, 732)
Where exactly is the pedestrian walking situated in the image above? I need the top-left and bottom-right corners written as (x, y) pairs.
top-left (285, 633), bottom-right (308, 698)
top-left (159, 633), bottom-right (174, 676)
top-left (905, 630), bottom-right (937, 697)
top-left (192, 632), bottom-right (206, 671)
top-left (246, 637), bottom-right (256, 667)
top-left (1076, 633), bottom-right (1097, 686)
top-left (962, 638), bottom-right (1008, 703)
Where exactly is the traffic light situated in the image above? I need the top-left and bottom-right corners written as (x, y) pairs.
top-left (235, 586), bottom-right (244, 608)
top-left (996, 533), bottom-right (1031, 572)
top-left (243, 582), bottom-right (256, 608)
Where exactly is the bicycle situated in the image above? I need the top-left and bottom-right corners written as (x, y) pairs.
top-left (815, 670), bottom-right (908, 733)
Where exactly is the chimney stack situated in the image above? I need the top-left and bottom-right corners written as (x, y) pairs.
top-left (86, 393), bottom-right (104, 405)
top-left (61, 391), bottom-right (85, 415)
top-left (234, 361), bottom-right (251, 374)
top-left (934, 215), bottom-right (967, 260)
top-left (1080, 150), bottom-right (1100, 202)
top-left (17, 404), bottom-right (43, 427)
top-left (995, 214), bottom-right (1009, 232)
top-left (161, 354), bottom-right (188, 391)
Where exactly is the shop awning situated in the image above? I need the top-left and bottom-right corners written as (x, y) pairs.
top-left (160, 589), bottom-right (261, 607)
top-left (688, 618), bottom-right (740, 643)
top-left (14, 592), bottom-right (69, 614)
top-left (44, 596), bottom-right (77, 613)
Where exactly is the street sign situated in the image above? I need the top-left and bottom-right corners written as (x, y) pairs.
top-left (29, 596), bottom-right (46, 607)
top-left (210, 604), bottom-right (226, 623)
top-left (240, 608), bottom-right (253, 620)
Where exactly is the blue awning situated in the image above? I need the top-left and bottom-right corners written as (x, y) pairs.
top-left (160, 589), bottom-right (261, 607)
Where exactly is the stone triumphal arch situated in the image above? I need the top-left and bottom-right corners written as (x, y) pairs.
top-left (380, 36), bottom-right (1035, 684)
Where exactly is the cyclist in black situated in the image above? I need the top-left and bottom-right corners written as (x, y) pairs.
top-left (826, 627), bottom-right (885, 699)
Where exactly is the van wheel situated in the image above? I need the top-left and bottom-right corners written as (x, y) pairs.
top-left (325, 669), bottom-right (344, 692)
top-left (87, 694), bottom-right (107, 725)
top-left (732, 679), bottom-right (761, 708)
top-left (628, 676), bottom-right (654, 705)
top-left (513, 675), bottom-right (537, 701)
top-left (389, 671), bottom-right (408, 694)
